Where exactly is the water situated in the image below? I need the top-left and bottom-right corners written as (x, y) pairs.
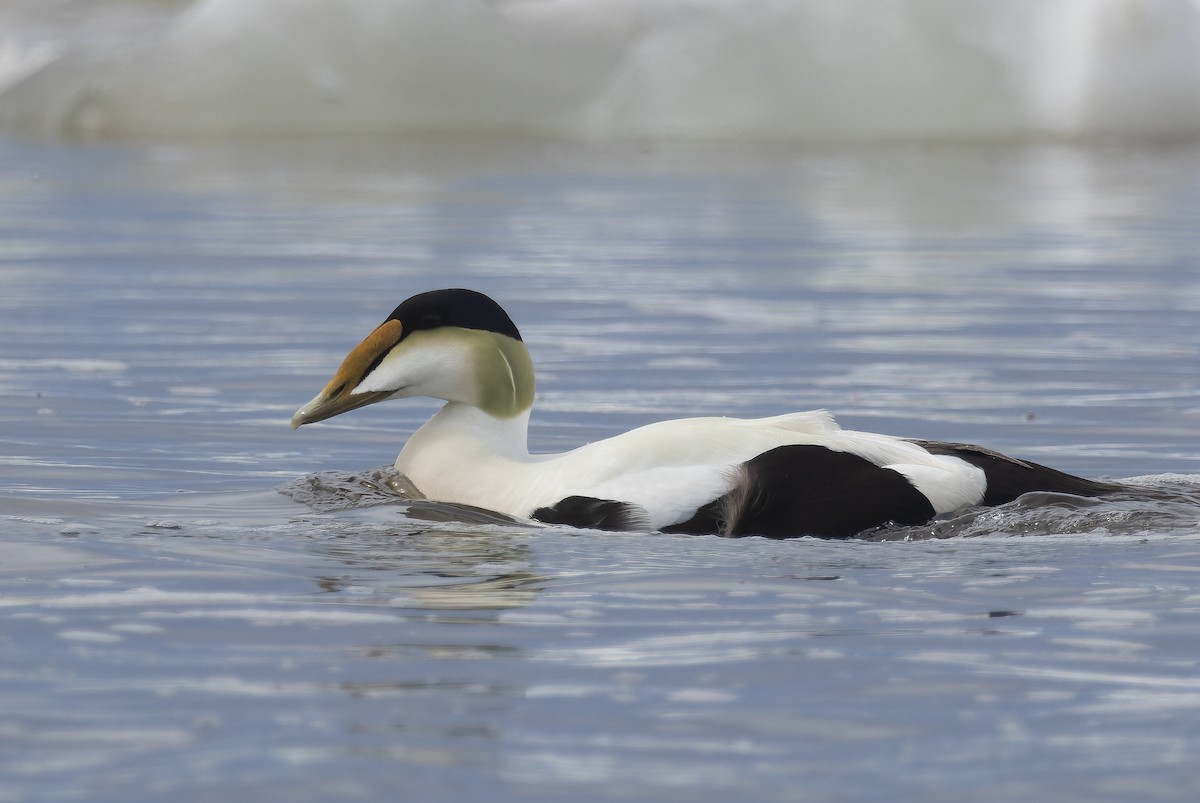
top-left (4, 133), bottom-right (1199, 803)
top-left (3, 2), bottom-right (1200, 801)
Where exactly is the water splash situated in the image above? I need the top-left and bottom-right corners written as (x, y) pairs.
top-left (907, 476), bottom-right (1200, 540)
top-left (279, 465), bottom-right (530, 527)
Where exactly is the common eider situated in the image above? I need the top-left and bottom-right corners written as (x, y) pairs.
top-left (292, 288), bottom-right (1113, 538)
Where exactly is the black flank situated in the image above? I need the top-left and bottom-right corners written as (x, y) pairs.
top-left (667, 445), bottom-right (937, 540)
top-left (913, 440), bottom-right (1118, 506)
top-left (533, 496), bottom-right (652, 531)
top-left (661, 499), bottom-right (725, 536)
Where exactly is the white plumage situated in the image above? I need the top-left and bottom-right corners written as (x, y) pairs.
top-left (393, 405), bottom-right (985, 529)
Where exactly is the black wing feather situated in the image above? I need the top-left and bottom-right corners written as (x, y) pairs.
top-left (532, 496), bottom-right (652, 531)
top-left (912, 440), bottom-right (1117, 506)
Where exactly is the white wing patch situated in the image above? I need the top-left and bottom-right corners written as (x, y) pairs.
top-left (886, 459), bottom-right (987, 513)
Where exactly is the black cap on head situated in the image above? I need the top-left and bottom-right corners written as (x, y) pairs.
top-left (386, 289), bottom-right (523, 341)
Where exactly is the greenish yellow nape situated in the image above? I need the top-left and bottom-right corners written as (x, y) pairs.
top-left (474, 331), bottom-right (535, 418)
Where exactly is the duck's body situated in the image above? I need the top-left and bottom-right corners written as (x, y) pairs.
top-left (293, 289), bottom-right (1113, 538)
top-left (398, 405), bottom-right (855, 529)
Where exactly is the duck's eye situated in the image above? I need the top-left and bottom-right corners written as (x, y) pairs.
top-left (418, 312), bottom-right (443, 329)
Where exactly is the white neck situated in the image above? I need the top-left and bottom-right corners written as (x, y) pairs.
top-left (394, 402), bottom-right (536, 509)
top-left (426, 401), bottom-right (532, 456)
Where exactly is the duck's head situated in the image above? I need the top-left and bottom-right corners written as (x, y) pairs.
top-left (291, 289), bottom-right (534, 428)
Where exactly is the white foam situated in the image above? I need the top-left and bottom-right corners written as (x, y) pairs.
top-left (57, 629), bottom-right (123, 643)
top-left (143, 607), bottom-right (402, 625)
top-left (32, 726), bottom-right (192, 747)
top-left (0, 358), bottom-right (128, 373)
top-left (39, 587), bottom-right (271, 608)
top-left (3, 0), bottom-right (1200, 140)
top-left (1026, 606), bottom-right (1158, 631)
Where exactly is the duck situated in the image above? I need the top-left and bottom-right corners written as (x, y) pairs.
top-left (291, 288), bottom-right (1114, 538)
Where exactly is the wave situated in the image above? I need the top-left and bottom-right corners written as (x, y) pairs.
top-left (3, 0), bottom-right (1200, 141)
top-left (6, 466), bottom-right (1197, 540)
top-left (277, 467), bottom-right (1200, 540)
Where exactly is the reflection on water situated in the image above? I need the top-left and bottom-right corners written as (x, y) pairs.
top-left (4, 478), bottom-right (1200, 800)
top-left (283, 467), bottom-right (547, 610)
top-left (312, 526), bottom-right (546, 613)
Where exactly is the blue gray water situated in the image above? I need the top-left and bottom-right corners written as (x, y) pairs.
top-left (2, 133), bottom-right (1200, 802)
